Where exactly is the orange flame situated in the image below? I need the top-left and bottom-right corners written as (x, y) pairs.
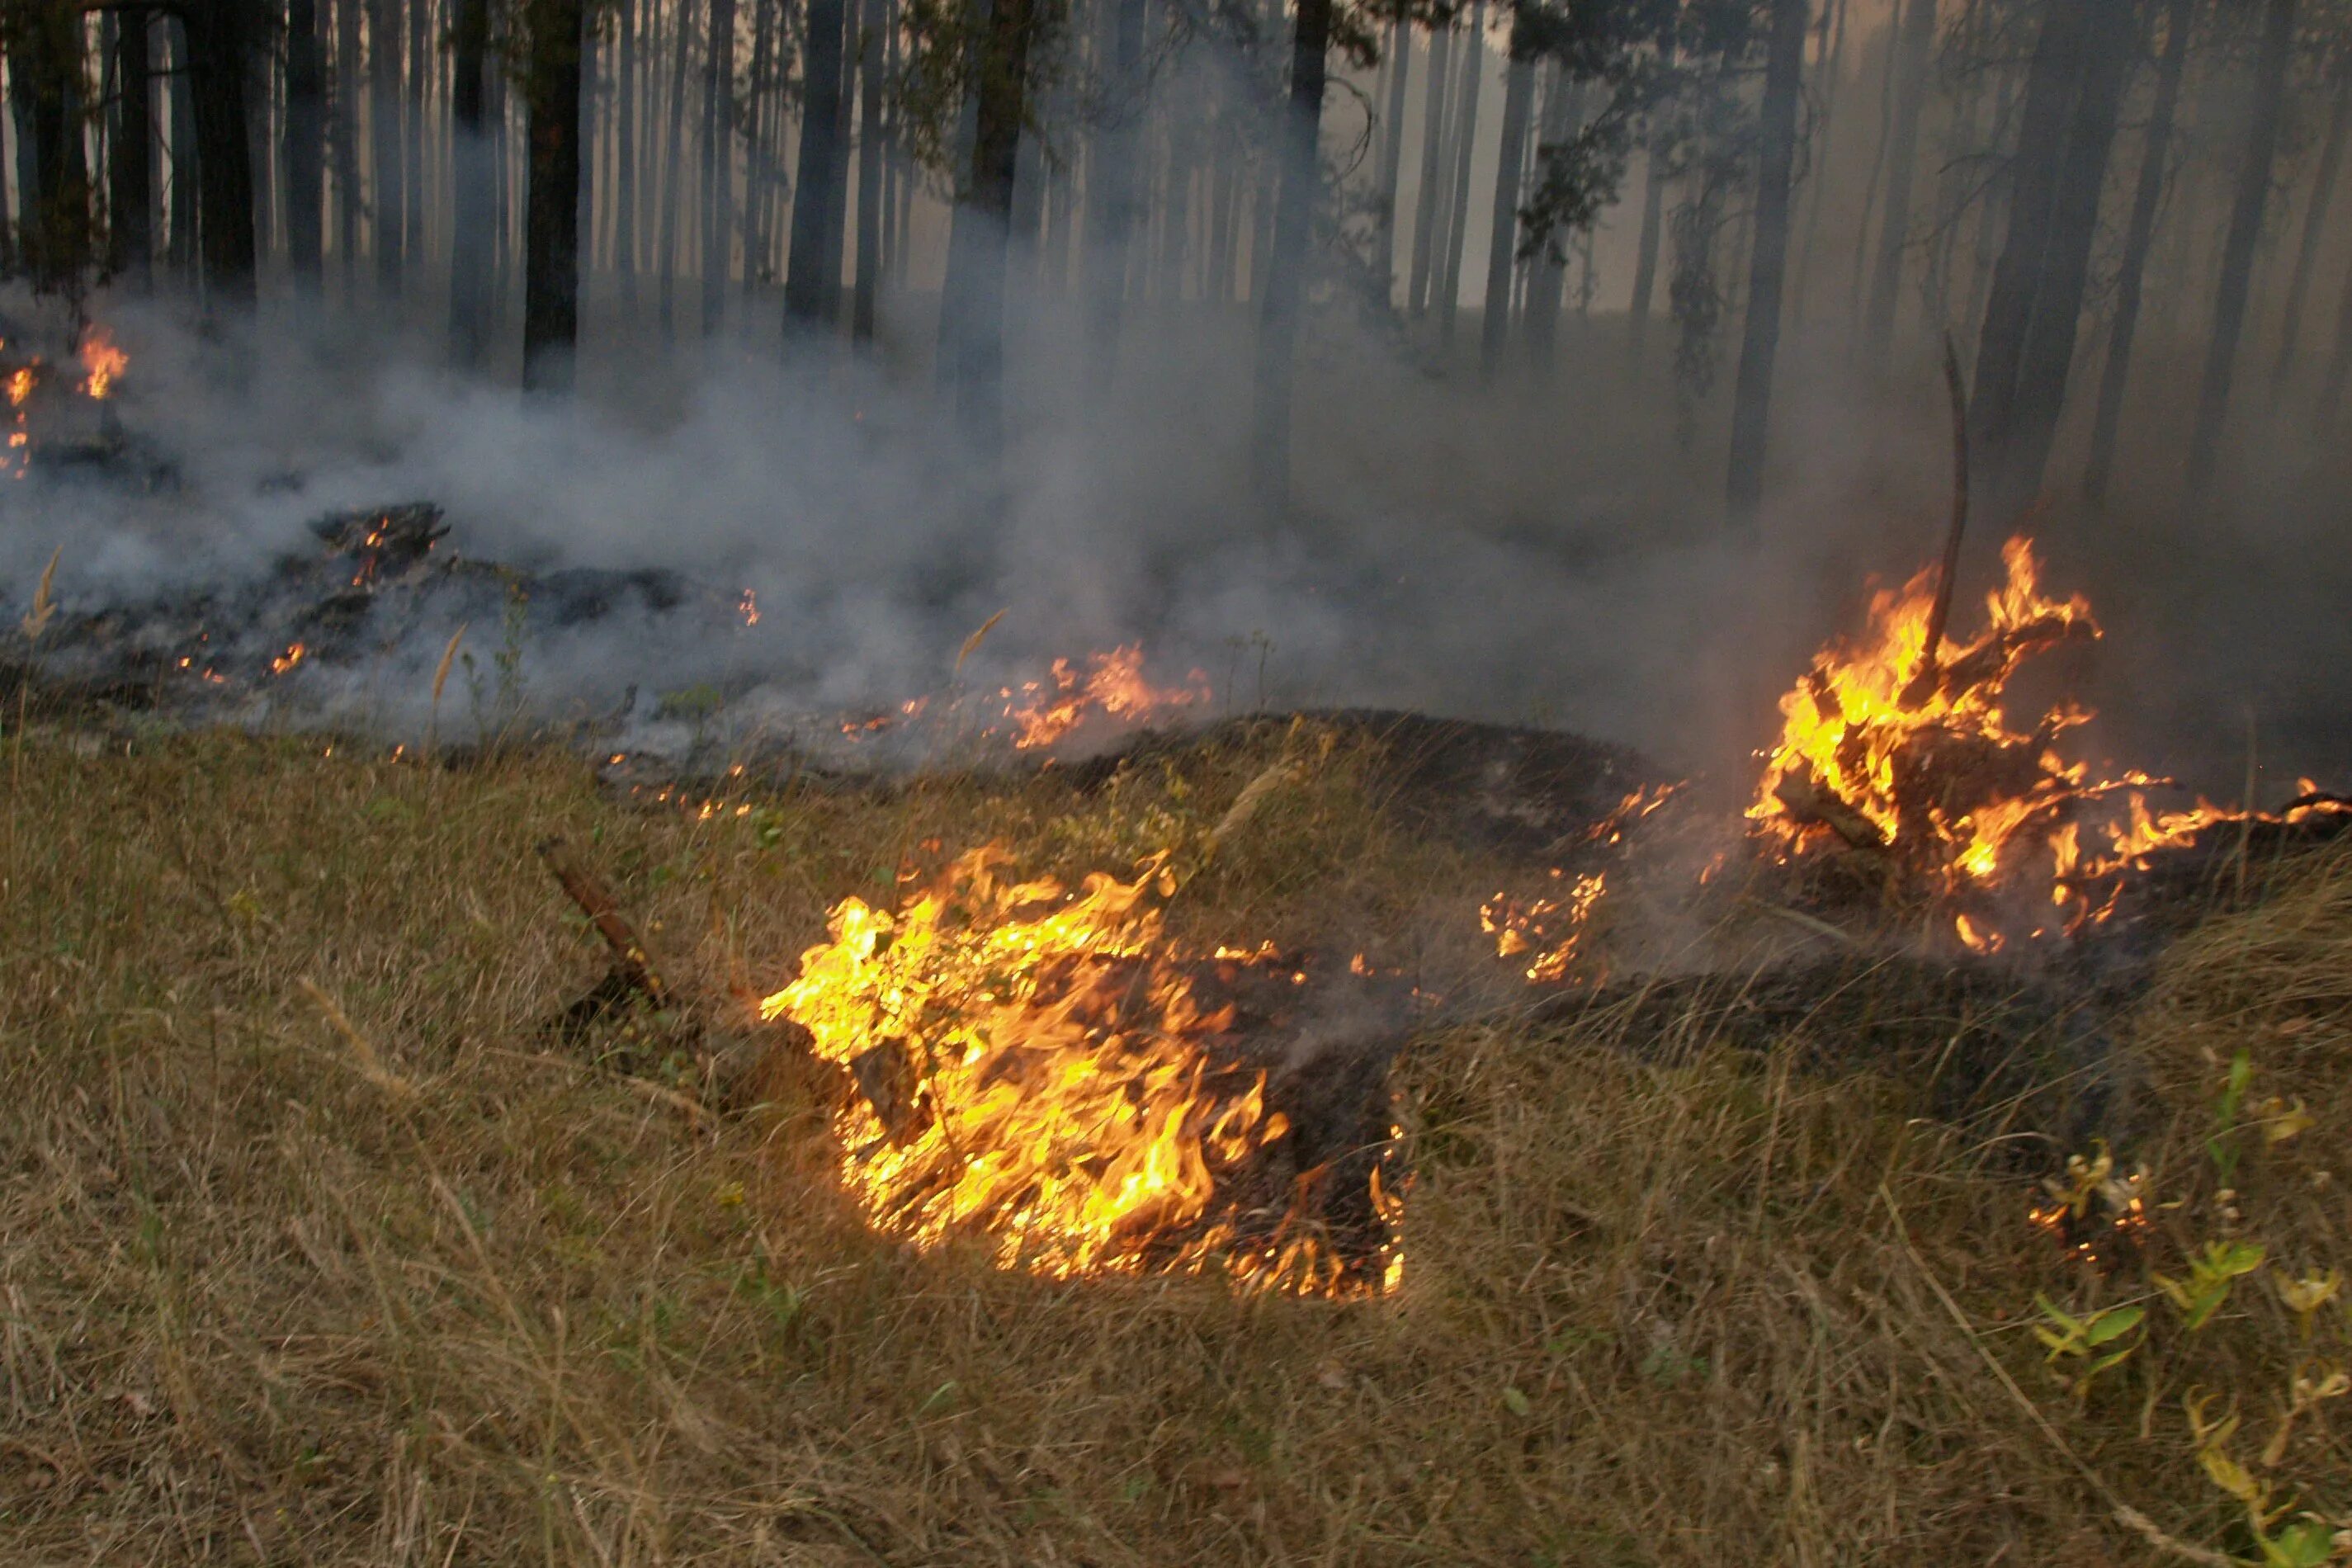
top-left (271, 643), bottom-right (309, 675)
top-left (78, 326), bottom-right (127, 400)
top-left (738, 588), bottom-right (759, 626)
top-left (1481, 871), bottom-right (1607, 982)
top-left (759, 848), bottom-right (1399, 1296)
top-left (1004, 645), bottom-right (1210, 750)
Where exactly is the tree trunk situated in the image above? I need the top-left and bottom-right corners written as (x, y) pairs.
top-left (113, 8), bottom-right (159, 286)
top-left (522, 0), bottom-right (589, 390)
top-left (1247, 0), bottom-right (1332, 503)
top-left (1435, 2), bottom-right (1484, 347)
top-left (1860, 0), bottom-right (1933, 371)
top-left (1627, 129), bottom-right (1665, 364)
top-left (16, 0), bottom-right (92, 290)
top-left (737, 0), bottom-right (768, 299)
top-left (784, 0), bottom-right (848, 327)
top-left (406, 0), bottom-right (427, 258)
top-left (1084, 0), bottom-right (1145, 375)
top-left (1375, 19), bottom-right (1409, 304)
top-left (333, 0), bottom-right (360, 284)
top-left (1724, 0), bottom-right (1809, 518)
top-left (1523, 67), bottom-right (1577, 375)
top-left (851, 0), bottom-right (885, 341)
top-left (369, 0), bottom-right (402, 290)
top-left (701, 0), bottom-right (734, 329)
top-left (2082, 0), bottom-right (2193, 504)
top-left (2270, 68), bottom-right (2350, 398)
top-left (1478, 12), bottom-right (1534, 380)
top-left (1791, 0), bottom-right (1847, 320)
top-left (615, 0), bottom-right (640, 308)
top-left (938, 0), bottom-right (1037, 463)
top-left (2186, 0), bottom-right (2297, 493)
top-left (1845, 0), bottom-right (1899, 306)
top-left (1406, 22), bottom-right (1451, 316)
top-left (821, 0), bottom-right (855, 314)
top-left (656, 0), bottom-right (693, 333)
top-left (2321, 232), bottom-right (2352, 419)
top-left (449, 0), bottom-right (494, 361)
top-left (1968, 0), bottom-right (2132, 522)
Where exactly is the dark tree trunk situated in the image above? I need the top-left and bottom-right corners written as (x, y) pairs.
top-left (1247, 0), bottom-right (1331, 503)
top-left (1478, 12), bottom-right (1534, 380)
top-left (737, 0), bottom-right (767, 300)
top-left (1523, 68), bottom-right (1577, 376)
top-left (1084, 0), bottom-right (1145, 374)
top-left (656, 0), bottom-right (693, 334)
top-left (1406, 21), bottom-right (1452, 315)
top-left (184, 0), bottom-right (259, 305)
top-left (334, 0), bottom-right (360, 283)
top-left (113, 8), bottom-right (159, 286)
top-left (1791, 0), bottom-right (1846, 319)
top-left (851, 0), bottom-right (885, 341)
top-left (784, 0), bottom-right (848, 327)
top-left (1627, 127), bottom-right (1665, 364)
top-left (2322, 231), bottom-right (2352, 419)
top-left (1860, 0), bottom-right (1933, 370)
top-left (701, 0), bottom-right (734, 329)
top-left (449, 0), bottom-right (494, 361)
top-left (1723, 0), bottom-right (1808, 519)
top-left (1435, 1), bottom-right (1483, 347)
top-left (2186, 0), bottom-right (2297, 494)
top-left (938, 0), bottom-right (1038, 463)
top-left (820, 0), bottom-right (854, 307)
top-left (405, 0), bottom-right (426, 258)
top-left (1375, 20), bottom-right (1410, 301)
top-left (1968, 0), bottom-right (2132, 523)
top-left (2083, 0), bottom-right (2193, 504)
top-left (369, 0), bottom-right (402, 290)
top-left (2270, 69), bottom-right (2350, 397)
top-left (522, 0), bottom-right (589, 390)
top-left (16, 0), bottom-right (92, 290)
top-left (168, 20), bottom-right (200, 271)
top-left (615, 0), bottom-right (640, 308)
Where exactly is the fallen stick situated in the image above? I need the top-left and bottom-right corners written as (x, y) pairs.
top-left (537, 836), bottom-right (670, 1006)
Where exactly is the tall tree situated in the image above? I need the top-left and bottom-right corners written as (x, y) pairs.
top-left (1968, 0), bottom-right (2132, 523)
top-left (1407, 21), bottom-right (1452, 314)
top-left (449, 0), bottom-right (494, 361)
top-left (851, 0), bottom-right (886, 340)
top-left (1375, 18), bottom-right (1410, 300)
top-left (656, 0), bottom-right (694, 334)
top-left (180, 0), bottom-right (261, 304)
top-left (1084, 0), bottom-right (1146, 374)
top-left (615, 0), bottom-right (640, 309)
top-left (1480, 6), bottom-right (1537, 379)
top-left (406, 0), bottom-right (427, 257)
top-left (334, 0), bottom-right (361, 282)
top-left (1723, 0), bottom-right (1809, 518)
top-left (1436, 1), bottom-right (1485, 346)
top-left (2083, 0), bottom-right (2194, 503)
top-left (2271, 60), bottom-right (2350, 395)
top-left (785, 0), bottom-right (848, 328)
top-left (701, 0), bottom-right (736, 328)
top-left (1626, 124), bottom-right (1664, 362)
top-left (937, 0), bottom-right (1040, 462)
top-left (2186, 0), bottom-right (2298, 494)
top-left (369, 0), bottom-right (403, 289)
top-left (113, 7), bottom-right (158, 286)
top-left (522, 0), bottom-right (590, 388)
top-left (1247, 0), bottom-right (1333, 502)
top-left (1523, 66), bottom-right (1580, 373)
top-left (1859, 0), bottom-right (1933, 370)
top-left (12, 0), bottom-right (93, 290)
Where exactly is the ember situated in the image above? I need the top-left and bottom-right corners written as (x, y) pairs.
top-left (759, 847), bottom-right (1402, 1296)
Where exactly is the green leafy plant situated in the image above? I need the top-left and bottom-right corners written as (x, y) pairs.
top-left (2156, 1240), bottom-right (2268, 1331)
top-left (2032, 1295), bottom-right (2145, 1399)
top-left (2210, 1049), bottom-right (2255, 1187)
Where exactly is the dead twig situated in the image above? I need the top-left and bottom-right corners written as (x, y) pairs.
top-left (537, 837), bottom-right (670, 1006)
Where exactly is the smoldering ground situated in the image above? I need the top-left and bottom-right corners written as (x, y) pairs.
top-left (4, 280), bottom-right (2348, 797)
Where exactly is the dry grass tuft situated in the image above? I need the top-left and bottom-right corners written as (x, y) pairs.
top-left (2, 725), bottom-right (2345, 1563)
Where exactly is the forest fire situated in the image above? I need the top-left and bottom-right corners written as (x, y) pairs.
top-left (1749, 536), bottom-right (2349, 947)
top-left (759, 848), bottom-right (1402, 1297)
top-left (1002, 645), bottom-right (1210, 750)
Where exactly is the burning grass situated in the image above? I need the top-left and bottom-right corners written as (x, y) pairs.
top-left (2, 720), bottom-right (2348, 1563)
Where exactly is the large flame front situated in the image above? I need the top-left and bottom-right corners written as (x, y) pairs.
top-left (760, 848), bottom-right (1398, 1296)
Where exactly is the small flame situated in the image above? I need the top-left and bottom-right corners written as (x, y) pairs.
top-left (270, 643), bottom-right (309, 675)
top-left (78, 326), bottom-right (128, 400)
top-left (1481, 871), bottom-right (1607, 982)
top-left (738, 588), bottom-right (759, 626)
top-left (1004, 645), bottom-right (1210, 750)
top-left (7, 367), bottom-right (33, 409)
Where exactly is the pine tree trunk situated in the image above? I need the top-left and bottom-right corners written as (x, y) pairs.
top-left (738, 0), bottom-right (769, 299)
top-left (1860, 0), bottom-right (1933, 370)
top-left (1375, 20), bottom-right (1409, 304)
top-left (615, 0), bottom-right (640, 308)
top-left (247, 17), bottom-right (276, 265)
top-left (938, 0), bottom-right (1037, 467)
top-left (407, 0), bottom-right (427, 258)
top-left (1478, 13), bottom-right (1534, 380)
top-left (1248, 0), bottom-right (1332, 503)
top-left (1627, 130), bottom-right (1665, 364)
top-left (656, 0), bottom-right (694, 334)
top-left (1435, 2), bottom-right (1484, 347)
top-left (449, 0), bottom-right (495, 361)
top-left (784, 0), bottom-right (848, 327)
top-left (822, 0), bottom-right (855, 313)
top-left (334, 0), bottom-right (361, 285)
top-left (184, 0), bottom-right (259, 304)
top-left (1084, 0), bottom-right (1146, 373)
top-left (522, 0), bottom-right (589, 389)
top-left (1845, 0), bottom-right (1898, 306)
top-left (1522, 67), bottom-right (1576, 375)
top-left (369, 0), bottom-right (403, 290)
top-left (113, 9), bottom-right (158, 286)
top-left (2082, 0), bottom-right (2193, 504)
top-left (2269, 69), bottom-right (2350, 397)
top-left (16, 0), bottom-right (92, 290)
top-left (851, 0), bottom-right (886, 341)
top-left (701, 0), bottom-right (735, 330)
top-left (1723, 0), bottom-right (1808, 518)
top-left (1792, 0), bottom-right (1847, 320)
top-left (1406, 22), bottom-right (1451, 316)
top-left (2320, 234), bottom-right (2352, 418)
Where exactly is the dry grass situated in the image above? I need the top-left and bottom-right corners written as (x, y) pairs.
top-left (1, 723), bottom-right (2345, 1565)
